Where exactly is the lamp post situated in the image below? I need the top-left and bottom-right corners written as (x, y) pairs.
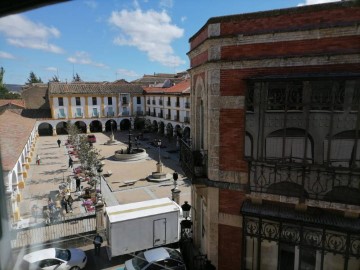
top-left (171, 172), bottom-right (180, 204)
top-left (156, 139), bottom-right (162, 165)
top-left (97, 163), bottom-right (104, 195)
top-left (180, 201), bottom-right (192, 240)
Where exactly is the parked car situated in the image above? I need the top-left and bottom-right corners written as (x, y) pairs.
top-left (124, 247), bottom-right (186, 270)
top-left (87, 134), bottom-right (96, 143)
top-left (21, 248), bottom-right (87, 270)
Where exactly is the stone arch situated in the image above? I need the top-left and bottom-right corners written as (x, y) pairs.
top-left (267, 181), bottom-right (309, 198)
top-left (90, 120), bottom-right (102, 132)
top-left (120, 119), bottom-right (131, 130)
top-left (183, 126), bottom-right (191, 140)
top-left (266, 128), bottom-right (313, 163)
top-left (74, 121), bottom-right (87, 133)
top-left (38, 122), bottom-right (53, 136)
top-left (159, 121), bottom-right (165, 135)
top-left (152, 120), bottom-right (158, 132)
top-left (194, 75), bottom-right (207, 150)
top-left (174, 124), bottom-right (182, 137)
top-left (56, 121), bottom-right (68, 135)
top-left (105, 119), bottom-right (117, 132)
top-left (324, 186), bottom-right (360, 205)
top-left (166, 123), bottom-right (173, 136)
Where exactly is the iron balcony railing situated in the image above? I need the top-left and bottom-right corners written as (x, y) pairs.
top-left (158, 113), bottom-right (163, 118)
top-left (107, 112), bottom-right (114, 117)
top-left (159, 100), bottom-right (163, 105)
top-left (185, 102), bottom-right (190, 108)
top-left (165, 114), bottom-right (171, 119)
top-left (173, 116), bottom-right (179, 121)
top-left (122, 111), bottom-right (129, 116)
top-left (248, 160), bottom-right (360, 206)
top-left (175, 102), bottom-right (180, 107)
top-left (184, 117), bottom-right (190, 123)
top-left (58, 114), bottom-right (66, 119)
top-left (180, 139), bottom-right (208, 181)
top-left (74, 113), bottom-right (83, 118)
top-left (146, 111), bottom-right (150, 116)
top-left (136, 111), bottom-right (144, 116)
top-left (122, 101), bottom-right (129, 105)
top-left (152, 100), bottom-right (156, 105)
top-left (151, 112), bottom-right (156, 117)
top-left (167, 101), bottom-right (171, 106)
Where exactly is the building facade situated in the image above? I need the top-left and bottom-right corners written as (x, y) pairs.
top-left (182, 2), bottom-right (360, 270)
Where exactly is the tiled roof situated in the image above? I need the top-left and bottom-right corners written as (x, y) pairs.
top-left (0, 110), bottom-right (36, 171)
top-left (49, 82), bottom-right (144, 95)
top-left (143, 79), bottom-right (190, 94)
top-left (241, 199), bottom-right (360, 233)
top-left (0, 99), bottom-right (25, 108)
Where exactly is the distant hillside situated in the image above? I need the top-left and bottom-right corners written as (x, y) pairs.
top-left (5, 84), bottom-right (23, 93)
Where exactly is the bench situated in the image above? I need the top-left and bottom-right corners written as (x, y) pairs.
top-left (124, 179), bottom-right (137, 186)
top-left (105, 170), bottom-right (112, 177)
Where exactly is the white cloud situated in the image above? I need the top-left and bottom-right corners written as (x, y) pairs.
top-left (46, 67), bottom-right (58, 72)
top-left (109, 8), bottom-right (185, 67)
top-left (181, 16), bottom-right (187, 23)
top-left (84, 0), bottom-right (98, 9)
top-left (0, 51), bottom-right (15, 59)
top-left (159, 0), bottom-right (174, 8)
top-left (67, 51), bottom-right (108, 68)
top-left (298, 0), bottom-right (341, 6)
top-left (116, 68), bottom-right (139, 78)
top-left (0, 14), bottom-right (63, 53)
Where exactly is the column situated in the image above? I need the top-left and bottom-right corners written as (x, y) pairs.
top-left (67, 97), bottom-right (72, 119)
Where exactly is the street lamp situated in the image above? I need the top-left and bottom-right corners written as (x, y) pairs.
top-left (181, 201), bottom-right (191, 220)
top-left (96, 163), bottom-right (104, 195)
top-left (156, 139), bottom-right (162, 165)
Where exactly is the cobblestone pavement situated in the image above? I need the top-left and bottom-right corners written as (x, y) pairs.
top-left (14, 130), bottom-right (190, 269)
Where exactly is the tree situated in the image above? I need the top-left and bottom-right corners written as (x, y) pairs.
top-left (50, 75), bottom-right (60, 82)
top-left (0, 67), bottom-right (21, 99)
top-left (27, 71), bottom-right (43, 84)
top-left (72, 73), bottom-right (82, 82)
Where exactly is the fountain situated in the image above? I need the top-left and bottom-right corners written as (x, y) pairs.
top-left (113, 127), bottom-right (148, 162)
top-left (105, 121), bottom-right (120, 145)
top-left (147, 139), bottom-right (171, 182)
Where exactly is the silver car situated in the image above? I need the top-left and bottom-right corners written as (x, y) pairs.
top-left (20, 248), bottom-right (87, 270)
top-left (124, 247), bottom-right (186, 270)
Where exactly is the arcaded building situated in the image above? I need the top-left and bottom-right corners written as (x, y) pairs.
top-left (182, 2), bottom-right (360, 270)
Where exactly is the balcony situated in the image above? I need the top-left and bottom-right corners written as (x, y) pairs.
top-left (151, 112), bottom-right (156, 117)
top-left (92, 113), bottom-right (99, 118)
top-left (180, 140), bottom-right (208, 181)
top-left (185, 102), bottom-right (190, 108)
top-left (158, 113), bottom-right (163, 118)
top-left (107, 112), bottom-right (115, 117)
top-left (173, 116), bottom-right (179, 121)
top-left (122, 101), bottom-right (129, 105)
top-left (248, 160), bottom-right (360, 206)
top-left (122, 111), bottom-right (129, 116)
top-left (184, 117), bottom-right (190, 123)
top-left (175, 102), bottom-right (180, 107)
top-left (136, 111), bottom-right (144, 116)
top-left (159, 100), bottom-right (163, 105)
top-left (152, 100), bottom-right (156, 105)
top-left (147, 100), bottom-right (150, 105)
top-left (146, 111), bottom-right (150, 116)
top-left (165, 114), bottom-right (171, 119)
top-left (58, 114), bottom-right (66, 119)
top-left (167, 101), bottom-right (171, 106)
top-left (74, 113), bottom-right (83, 118)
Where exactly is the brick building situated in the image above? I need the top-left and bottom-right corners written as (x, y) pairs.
top-left (182, 2), bottom-right (360, 270)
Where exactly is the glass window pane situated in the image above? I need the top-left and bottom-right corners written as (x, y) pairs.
top-left (245, 236), bottom-right (258, 270)
top-left (261, 241), bottom-right (278, 270)
top-left (323, 253), bottom-right (344, 270)
top-left (348, 257), bottom-right (360, 270)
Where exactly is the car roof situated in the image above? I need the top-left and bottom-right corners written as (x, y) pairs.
top-left (143, 248), bottom-right (170, 263)
top-left (23, 248), bottom-right (56, 263)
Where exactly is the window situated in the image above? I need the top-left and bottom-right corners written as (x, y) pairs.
top-left (58, 108), bottom-right (65, 118)
top-left (75, 97), bottom-right (81, 106)
top-left (137, 97), bottom-right (141, 104)
top-left (76, 108), bottom-right (82, 117)
top-left (122, 96), bottom-right (127, 104)
top-left (108, 97), bottom-right (112, 105)
top-left (92, 97), bottom-right (97, 105)
top-left (92, 108), bottom-right (98, 117)
top-left (58, 97), bottom-right (63, 106)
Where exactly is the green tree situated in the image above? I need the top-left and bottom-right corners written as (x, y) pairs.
top-left (72, 73), bottom-right (82, 82)
top-left (50, 75), bottom-right (60, 82)
top-left (27, 71), bottom-right (43, 84)
top-left (0, 67), bottom-right (21, 99)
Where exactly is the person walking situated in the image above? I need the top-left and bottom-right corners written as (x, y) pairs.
top-left (61, 197), bottom-right (68, 213)
top-left (36, 154), bottom-right (41, 165)
top-left (57, 139), bottom-right (61, 148)
top-left (43, 206), bottom-right (51, 225)
top-left (75, 176), bottom-right (81, 192)
top-left (66, 195), bottom-right (74, 213)
top-left (93, 233), bottom-right (103, 255)
top-left (68, 157), bottom-right (73, 168)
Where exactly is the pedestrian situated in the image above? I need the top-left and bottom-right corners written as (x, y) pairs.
top-left (93, 233), bottom-right (103, 255)
top-left (61, 197), bottom-right (68, 213)
top-left (66, 195), bottom-right (74, 213)
top-left (43, 206), bottom-right (51, 225)
top-left (36, 154), bottom-right (41, 165)
top-left (75, 176), bottom-right (81, 192)
top-left (68, 157), bottom-right (73, 168)
top-left (57, 139), bottom-right (61, 148)
top-left (31, 205), bottom-right (38, 223)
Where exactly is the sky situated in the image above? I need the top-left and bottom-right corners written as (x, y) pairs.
top-left (0, 0), bottom-right (342, 85)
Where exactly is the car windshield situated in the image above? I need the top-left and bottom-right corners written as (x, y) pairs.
top-left (167, 249), bottom-right (182, 262)
top-left (55, 249), bottom-right (71, 261)
top-left (131, 252), bottom-right (148, 270)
